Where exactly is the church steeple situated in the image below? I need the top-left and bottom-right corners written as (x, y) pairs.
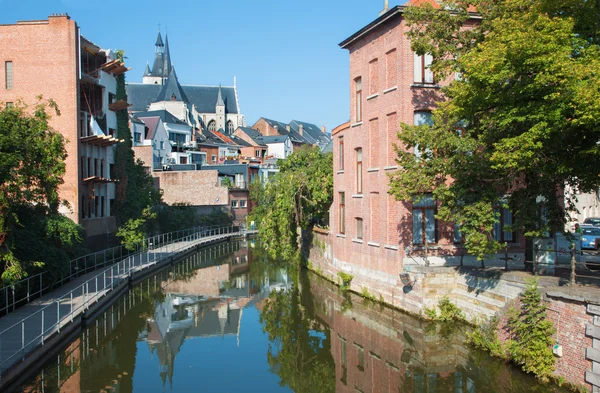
top-left (216, 84), bottom-right (225, 107)
top-left (155, 31), bottom-right (164, 53)
top-left (143, 62), bottom-right (151, 77)
top-left (163, 35), bottom-right (172, 78)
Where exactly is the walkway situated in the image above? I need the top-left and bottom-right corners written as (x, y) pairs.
top-left (0, 228), bottom-right (256, 380)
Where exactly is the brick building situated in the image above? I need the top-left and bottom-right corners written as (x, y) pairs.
top-left (0, 15), bottom-right (127, 247)
top-left (330, 3), bottom-right (524, 301)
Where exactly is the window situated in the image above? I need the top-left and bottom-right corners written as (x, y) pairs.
top-left (356, 217), bottom-right (363, 240)
top-left (227, 120), bottom-right (234, 134)
top-left (413, 53), bottom-right (434, 84)
top-left (5, 61), bottom-right (13, 90)
top-left (208, 120), bottom-right (217, 132)
top-left (355, 343), bottom-right (365, 371)
top-left (340, 337), bottom-right (347, 385)
top-left (179, 156), bottom-right (187, 164)
top-left (240, 200), bottom-right (247, 208)
top-left (134, 132), bottom-right (141, 143)
top-left (231, 200), bottom-right (238, 208)
top-left (339, 192), bottom-right (345, 234)
top-left (355, 77), bottom-right (362, 122)
top-left (5, 102), bottom-right (13, 108)
top-left (101, 196), bottom-right (105, 217)
top-left (413, 195), bottom-right (436, 245)
top-left (169, 132), bottom-right (186, 144)
top-left (454, 222), bottom-right (463, 244)
top-left (212, 155), bottom-right (217, 162)
top-left (369, 59), bottom-right (378, 95)
top-left (356, 148), bottom-right (363, 194)
top-left (339, 137), bottom-right (344, 170)
top-left (494, 207), bottom-right (514, 242)
top-left (160, 141), bottom-right (164, 150)
top-left (413, 111), bottom-right (433, 160)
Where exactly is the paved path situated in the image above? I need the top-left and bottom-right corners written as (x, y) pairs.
top-left (0, 230), bottom-right (255, 376)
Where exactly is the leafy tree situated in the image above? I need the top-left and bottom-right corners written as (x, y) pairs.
top-left (506, 279), bottom-right (556, 381)
top-left (389, 0), bottom-right (600, 258)
top-left (0, 99), bottom-right (85, 283)
top-left (250, 146), bottom-right (333, 259)
top-left (112, 51), bottom-right (161, 225)
top-left (116, 206), bottom-right (157, 251)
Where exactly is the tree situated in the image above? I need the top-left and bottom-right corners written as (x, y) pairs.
top-left (250, 146), bottom-right (333, 260)
top-left (389, 0), bottom-right (600, 258)
top-left (116, 206), bottom-right (157, 251)
top-left (112, 51), bottom-right (161, 226)
top-left (0, 99), bottom-right (85, 283)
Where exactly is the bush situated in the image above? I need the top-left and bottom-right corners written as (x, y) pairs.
top-left (337, 271), bottom-right (353, 290)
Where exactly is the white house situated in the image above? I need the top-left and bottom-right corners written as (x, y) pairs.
top-left (262, 135), bottom-right (293, 159)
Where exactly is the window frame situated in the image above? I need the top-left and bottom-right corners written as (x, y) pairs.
top-left (240, 200), bottom-right (247, 208)
top-left (412, 194), bottom-right (437, 245)
top-left (356, 148), bottom-right (363, 194)
top-left (355, 77), bottom-right (362, 123)
top-left (5, 61), bottom-right (13, 90)
top-left (413, 53), bottom-right (434, 84)
top-left (339, 137), bottom-right (344, 170)
top-left (208, 120), bottom-right (217, 132)
top-left (494, 207), bottom-right (515, 243)
top-left (356, 217), bottom-right (363, 240)
top-left (231, 199), bottom-right (238, 208)
top-left (339, 192), bottom-right (345, 235)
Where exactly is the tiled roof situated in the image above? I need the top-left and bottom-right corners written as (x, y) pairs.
top-left (155, 68), bottom-right (189, 103)
top-left (262, 135), bottom-right (289, 144)
top-left (134, 109), bottom-right (187, 125)
top-left (138, 116), bottom-right (161, 140)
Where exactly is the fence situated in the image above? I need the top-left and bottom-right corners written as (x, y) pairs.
top-left (0, 224), bottom-right (241, 377)
top-left (0, 225), bottom-right (237, 317)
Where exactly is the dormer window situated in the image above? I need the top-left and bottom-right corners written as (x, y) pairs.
top-left (171, 93), bottom-right (176, 101)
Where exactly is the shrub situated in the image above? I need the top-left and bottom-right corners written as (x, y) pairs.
top-left (337, 271), bottom-right (353, 290)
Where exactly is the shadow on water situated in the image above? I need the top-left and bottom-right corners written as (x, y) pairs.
top-left (12, 240), bottom-right (570, 393)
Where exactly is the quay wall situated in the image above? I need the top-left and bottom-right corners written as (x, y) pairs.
top-left (306, 228), bottom-right (599, 391)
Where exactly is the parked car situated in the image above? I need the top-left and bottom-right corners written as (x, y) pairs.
top-left (584, 217), bottom-right (600, 227)
top-left (581, 226), bottom-right (600, 250)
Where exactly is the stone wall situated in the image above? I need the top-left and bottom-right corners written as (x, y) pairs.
top-left (153, 170), bottom-right (228, 207)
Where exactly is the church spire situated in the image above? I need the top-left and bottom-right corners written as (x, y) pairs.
top-left (155, 30), bottom-right (164, 50)
top-left (143, 62), bottom-right (151, 77)
top-left (163, 35), bottom-right (172, 77)
top-left (216, 84), bottom-right (225, 107)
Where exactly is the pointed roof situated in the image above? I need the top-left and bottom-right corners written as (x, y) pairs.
top-left (216, 84), bottom-right (225, 107)
top-left (143, 62), bottom-right (151, 77)
top-left (155, 67), bottom-right (189, 103)
top-left (155, 31), bottom-right (164, 47)
top-left (163, 35), bottom-right (172, 78)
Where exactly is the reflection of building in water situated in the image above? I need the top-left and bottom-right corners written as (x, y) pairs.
top-left (310, 280), bottom-right (477, 393)
top-left (145, 294), bottom-right (246, 387)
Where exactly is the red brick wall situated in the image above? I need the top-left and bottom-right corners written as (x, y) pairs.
top-left (229, 189), bottom-right (249, 224)
top-left (155, 170), bottom-right (228, 206)
top-left (0, 16), bottom-right (80, 222)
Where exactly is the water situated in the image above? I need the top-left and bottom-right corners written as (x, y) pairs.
top-left (12, 239), bottom-right (570, 393)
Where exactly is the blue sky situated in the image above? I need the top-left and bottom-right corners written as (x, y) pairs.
top-left (2, 0), bottom-right (406, 132)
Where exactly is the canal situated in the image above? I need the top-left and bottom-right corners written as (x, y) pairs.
top-left (12, 239), bottom-right (570, 392)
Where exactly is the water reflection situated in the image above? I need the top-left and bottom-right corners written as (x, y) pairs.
top-left (15, 240), bottom-right (568, 393)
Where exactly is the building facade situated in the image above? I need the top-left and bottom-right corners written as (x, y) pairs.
top-left (330, 4), bottom-right (524, 302)
top-left (0, 15), bottom-right (126, 246)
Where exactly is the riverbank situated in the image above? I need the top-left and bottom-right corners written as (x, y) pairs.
top-left (305, 228), bottom-right (600, 392)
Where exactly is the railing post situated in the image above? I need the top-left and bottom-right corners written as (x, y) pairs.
top-left (57, 299), bottom-right (60, 333)
top-left (21, 320), bottom-right (25, 360)
top-left (71, 292), bottom-right (73, 322)
top-left (40, 274), bottom-right (43, 297)
top-left (103, 271), bottom-right (106, 290)
top-left (41, 310), bottom-right (45, 345)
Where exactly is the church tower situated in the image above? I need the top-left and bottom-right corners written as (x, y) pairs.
top-left (143, 31), bottom-right (172, 85)
top-left (216, 84), bottom-right (226, 131)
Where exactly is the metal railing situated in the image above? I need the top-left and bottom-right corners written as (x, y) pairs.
top-left (0, 224), bottom-right (242, 377)
top-left (0, 225), bottom-right (236, 317)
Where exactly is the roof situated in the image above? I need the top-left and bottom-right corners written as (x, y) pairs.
top-left (155, 31), bottom-right (164, 47)
top-left (261, 118), bottom-right (308, 144)
top-left (237, 127), bottom-right (265, 144)
top-left (262, 135), bottom-right (289, 144)
top-left (135, 109), bottom-right (188, 125)
top-left (126, 83), bottom-right (239, 115)
top-left (320, 138), bottom-right (333, 153)
top-left (213, 130), bottom-right (234, 144)
top-left (201, 164), bottom-right (248, 182)
top-left (332, 121), bottom-right (351, 136)
top-left (216, 85), bottom-right (225, 107)
top-left (230, 135), bottom-right (252, 147)
top-left (155, 67), bottom-right (189, 103)
top-left (289, 119), bottom-right (331, 145)
top-left (138, 116), bottom-right (161, 140)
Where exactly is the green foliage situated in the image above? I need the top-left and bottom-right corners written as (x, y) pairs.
top-left (0, 99), bottom-right (83, 283)
top-left (112, 53), bottom-right (161, 226)
top-left (390, 0), bottom-right (600, 258)
top-left (360, 287), bottom-right (377, 302)
top-left (337, 271), bottom-right (353, 290)
top-left (250, 146), bottom-right (333, 260)
top-left (116, 206), bottom-right (157, 251)
top-left (424, 297), bottom-right (466, 322)
top-left (467, 316), bottom-right (506, 359)
top-left (153, 204), bottom-right (232, 234)
top-left (424, 305), bottom-right (438, 320)
top-left (506, 279), bottom-right (556, 381)
top-left (220, 177), bottom-right (233, 189)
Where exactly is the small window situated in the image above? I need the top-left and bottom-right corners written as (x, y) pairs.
top-left (5, 61), bottom-right (13, 90)
top-left (179, 156), bottom-right (187, 164)
top-left (355, 343), bottom-right (365, 371)
top-left (240, 200), bottom-right (247, 208)
top-left (227, 120), bottom-right (234, 134)
top-left (356, 148), bottom-right (363, 194)
top-left (413, 53), bottom-right (434, 84)
top-left (208, 120), bottom-right (217, 132)
top-left (255, 150), bottom-right (260, 157)
top-left (413, 194), bottom-right (436, 245)
top-left (134, 132), bottom-right (141, 143)
top-left (212, 155), bottom-right (217, 162)
top-left (339, 192), bottom-right (345, 234)
top-left (494, 207), bottom-right (514, 242)
top-left (339, 137), bottom-right (344, 170)
top-left (355, 77), bottom-right (362, 123)
top-left (160, 141), bottom-right (164, 150)
top-left (231, 200), bottom-right (238, 208)
top-left (356, 217), bottom-right (363, 240)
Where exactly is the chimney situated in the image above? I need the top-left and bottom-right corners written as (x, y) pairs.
top-left (379, 0), bottom-right (389, 16)
top-left (273, 125), bottom-right (278, 136)
top-left (299, 124), bottom-right (304, 136)
top-left (321, 125), bottom-right (326, 134)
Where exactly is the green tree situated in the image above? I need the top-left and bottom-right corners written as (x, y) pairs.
top-left (116, 206), bottom-right (157, 251)
top-left (389, 0), bottom-right (600, 258)
top-left (250, 146), bottom-right (333, 260)
top-left (506, 279), bottom-right (556, 381)
top-left (0, 99), bottom-right (84, 283)
top-left (112, 51), bottom-right (161, 225)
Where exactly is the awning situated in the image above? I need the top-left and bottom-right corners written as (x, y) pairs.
top-left (108, 99), bottom-right (131, 112)
top-left (80, 134), bottom-right (123, 147)
top-left (83, 176), bottom-right (117, 184)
